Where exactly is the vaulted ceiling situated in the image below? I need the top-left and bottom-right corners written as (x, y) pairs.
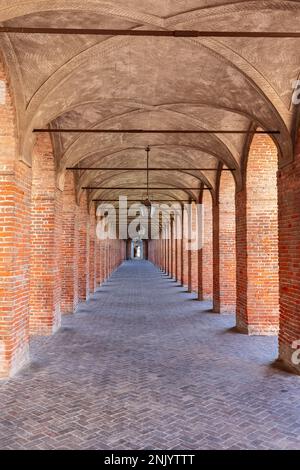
top-left (1, 0), bottom-right (299, 204)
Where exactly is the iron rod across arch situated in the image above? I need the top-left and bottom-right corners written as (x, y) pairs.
top-left (83, 187), bottom-right (210, 190)
top-left (1, 27), bottom-right (300, 38)
top-left (34, 128), bottom-right (280, 135)
top-left (67, 167), bottom-right (236, 171)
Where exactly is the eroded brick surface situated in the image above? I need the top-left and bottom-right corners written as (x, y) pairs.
top-left (0, 261), bottom-right (299, 450)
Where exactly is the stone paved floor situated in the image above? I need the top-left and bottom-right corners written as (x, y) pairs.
top-left (0, 260), bottom-right (300, 450)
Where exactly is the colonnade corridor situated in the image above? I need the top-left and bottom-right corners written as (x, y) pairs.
top-left (0, 260), bottom-right (299, 450)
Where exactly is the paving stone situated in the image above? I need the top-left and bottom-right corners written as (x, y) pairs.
top-left (0, 260), bottom-right (300, 449)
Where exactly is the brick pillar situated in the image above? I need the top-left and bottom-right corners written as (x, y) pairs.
top-left (89, 207), bottom-right (96, 294)
top-left (106, 239), bottom-right (111, 279)
top-left (180, 206), bottom-right (185, 286)
top-left (167, 225), bottom-right (170, 275)
top-left (30, 134), bottom-right (62, 334)
top-left (95, 235), bottom-right (101, 286)
top-left (0, 60), bottom-right (31, 377)
top-left (170, 220), bottom-right (174, 278)
top-left (202, 192), bottom-right (213, 300)
top-left (163, 234), bottom-right (166, 272)
top-left (217, 171), bottom-right (236, 313)
top-left (212, 201), bottom-right (220, 312)
top-left (236, 134), bottom-right (279, 335)
top-left (78, 192), bottom-right (89, 302)
top-left (61, 172), bottom-right (79, 314)
top-left (164, 232), bottom-right (167, 273)
top-left (172, 219), bottom-right (176, 279)
top-left (197, 226), bottom-right (203, 301)
top-left (159, 236), bottom-right (163, 270)
top-left (190, 203), bottom-right (198, 293)
top-left (100, 239), bottom-right (106, 284)
top-left (174, 222), bottom-right (178, 280)
top-left (177, 237), bottom-right (182, 284)
top-left (187, 246), bottom-right (192, 292)
top-left (278, 134), bottom-right (300, 373)
top-left (0, 160), bottom-right (31, 378)
top-left (175, 213), bottom-right (182, 282)
top-left (182, 208), bottom-right (189, 287)
top-left (160, 237), bottom-right (162, 269)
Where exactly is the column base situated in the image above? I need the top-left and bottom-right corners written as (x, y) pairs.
top-left (0, 342), bottom-right (30, 380)
top-left (236, 318), bottom-right (278, 336)
top-left (277, 343), bottom-right (300, 375)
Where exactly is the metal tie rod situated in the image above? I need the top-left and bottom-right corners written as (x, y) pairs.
top-left (34, 128), bottom-right (280, 135)
top-left (67, 167), bottom-right (236, 171)
top-left (83, 187), bottom-right (210, 190)
top-left (1, 27), bottom-right (300, 38)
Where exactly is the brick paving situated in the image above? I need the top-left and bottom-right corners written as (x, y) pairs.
top-left (0, 260), bottom-right (300, 450)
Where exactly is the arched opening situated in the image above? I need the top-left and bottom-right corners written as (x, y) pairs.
top-left (131, 239), bottom-right (144, 260)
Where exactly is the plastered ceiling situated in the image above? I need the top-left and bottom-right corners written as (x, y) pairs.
top-left (0, 0), bottom-right (299, 204)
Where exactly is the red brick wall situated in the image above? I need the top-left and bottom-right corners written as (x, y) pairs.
top-left (278, 132), bottom-right (300, 373)
top-left (95, 236), bottom-right (101, 286)
top-left (89, 207), bottom-right (96, 294)
top-left (78, 192), bottom-right (89, 301)
top-left (182, 209), bottom-right (189, 287)
top-left (176, 232), bottom-right (182, 283)
top-left (218, 171), bottom-right (236, 313)
top-left (212, 202), bottom-right (220, 312)
top-left (100, 239), bottom-right (106, 284)
top-left (236, 134), bottom-right (279, 335)
top-left (190, 203), bottom-right (198, 293)
top-left (0, 58), bottom-right (31, 377)
top-left (30, 134), bottom-right (62, 334)
top-left (202, 192), bottom-right (213, 300)
top-left (61, 172), bottom-right (79, 314)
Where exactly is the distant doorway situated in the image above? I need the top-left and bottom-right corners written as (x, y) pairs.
top-left (131, 240), bottom-right (143, 259)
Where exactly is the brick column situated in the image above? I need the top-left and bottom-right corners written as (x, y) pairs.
top-left (202, 193), bottom-right (213, 300)
top-left (95, 235), bottom-right (101, 287)
top-left (180, 206), bottom-right (185, 286)
top-left (217, 172), bottom-right (236, 313)
top-left (89, 208), bottom-right (96, 294)
top-left (30, 134), bottom-right (62, 334)
top-left (175, 212), bottom-right (182, 283)
top-left (164, 232), bottom-right (167, 273)
top-left (212, 201), bottom-right (220, 312)
top-left (170, 219), bottom-right (174, 278)
top-left (61, 172), bottom-right (79, 314)
top-left (236, 134), bottom-right (279, 335)
top-left (167, 225), bottom-right (170, 276)
top-left (174, 222), bottom-right (178, 280)
top-left (0, 60), bottom-right (31, 377)
top-left (197, 242), bottom-right (203, 301)
top-left (182, 208), bottom-right (189, 287)
top-left (100, 239), bottom-right (106, 284)
top-left (190, 203), bottom-right (198, 293)
top-left (78, 192), bottom-right (89, 302)
top-left (278, 134), bottom-right (300, 374)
